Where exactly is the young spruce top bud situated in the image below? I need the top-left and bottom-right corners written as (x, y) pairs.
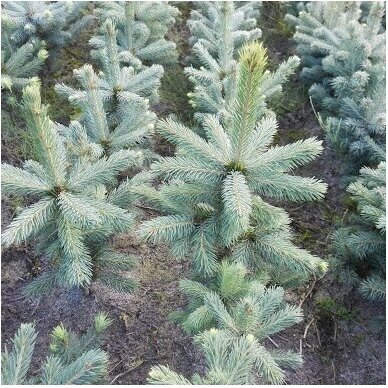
top-left (238, 41), bottom-right (268, 76)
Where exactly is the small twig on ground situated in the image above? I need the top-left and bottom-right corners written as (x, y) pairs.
top-left (141, 287), bottom-right (151, 297)
top-left (299, 277), bottom-right (317, 308)
top-left (10, 295), bottom-right (26, 302)
top-left (323, 208), bottom-right (349, 247)
top-left (116, 305), bottom-right (128, 313)
top-left (354, 320), bottom-right (368, 333)
top-left (315, 322), bottom-right (322, 346)
top-left (299, 338), bottom-right (303, 355)
top-left (303, 317), bottom-right (315, 339)
top-left (331, 360), bottom-right (336, 384)
top-left (109, 360), bottom-right (144, 384)
top-left (63, 47), bottom-right (85, 61)
top-left (340, 209), bottom-right (348, 226)
top-left (333, 316), bottom-right (337, 342)
top-left (268, 336), bottom-right (279, 348)
top-left (136, 203), bottom-right (158, 212)
top-left (289, 204), bottom-right (306, 212)
top-left (324, 224), bottom-right (336, 245)
top-left (108, 359), bottom-right (123, 374)
top-left (31, 300), bottom-right (40, 315)
top-left (276, 334), bottom-right (289, 342)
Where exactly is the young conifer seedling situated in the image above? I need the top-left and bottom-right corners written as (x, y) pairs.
top-left (332, 162), bottom-right (386, 303)
top-left (1, 84), bottom-right (142, 296)
top-left (94, 1), bottom-right (179, 70)
top-left (139, 42), bottom-right (328, 280)
top-left (148, 324), bottom-right (301, 385)
top-left (1, 313), bottom-right (110, 385)
top-left (2, 1), bottom-right (93, 49)
top-left (167, 260), bottom-right (303, 384)
top-left (1, 15), bottom-right (48, 93)
top-left (148, 329), bottom-right (260, 385)
top-left (185, 1), bottom-right (301, 126)
top-left (55, 19), bottom-right (163, 160)
top-left (89, 18), bottom-right (165, 104)
top-left (188, 1), bottom-right (262, 58)
top-left (286, 1), bottom-right (386, 167)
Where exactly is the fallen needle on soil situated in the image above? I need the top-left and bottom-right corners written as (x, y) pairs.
top-left (315, 322), bottom-right (322, 346)
top-left (267, 336), bottom-right (279, 348)
top-left (332, 360), bottom-right (336, 384)
top-left (108, 359), bottom-right (123, 375)
top-left (31, 300), bottom-right (40, 315)
top-left (109, 360), bottom-right (144, 384)
top-left (303, 317), bottom-right (315, 339)
top-left (299, 277), bottom-right (317, 308)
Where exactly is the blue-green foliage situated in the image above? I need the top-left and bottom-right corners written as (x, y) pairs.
top-left (1, 15), bottom-right (48, 92)
top-left (173, 260), bottom-right (301, 335)
top-left (188, 2), bottom-right (261, 59)
top-left (149, 263), bottom-right (303, 384)
top-left (1, 84), bottom-right (143, 295)
top-left (144, 34), bottom-right (328, 385)
top-left (285, 1), bottom-right (307, 18)
top-left (2, 1), bottom-right (93, 48)
top-left (89, 18), bottom-right (165, 102)
top-left (138, 42), bottom-right (327, 280)
top-left (1, 313), bottom-right (110, 385)
top-left (286, 1), bottom-right (386, 167)
top-left (150, 329), bottom-right (299, 384)
top-left (185, 2), bottom-right (264, 123)
top-left (148, 329), bottom-right (260, 385)
top-left (332, 162), bottom-right (386, 302)
top-left (94, 1), bottom-right (179, 70)
top-left (55, 18), bottom-right (164, 162)
top-left (10, 2), bottom-right (173, 295)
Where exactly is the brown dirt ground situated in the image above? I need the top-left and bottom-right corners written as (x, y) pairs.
top-left (266, 99), bottom-right (386, 385)
top-left (1, 213), bottom-right (205, 384)
top-left (1, 1), bottom-right (386, 385)
top-left (260, 3), bottom-right (386, 383)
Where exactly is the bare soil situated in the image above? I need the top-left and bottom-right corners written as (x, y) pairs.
top-left (259, 4), bottom-right (386, 383)
top-left (1, 219), bottom-right (205, 384)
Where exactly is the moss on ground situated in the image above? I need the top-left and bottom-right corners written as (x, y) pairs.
top-left (41, 83), bottom-right (82, 123)
top-left (169, 1), bottom-right (192, 62)
top-left (315, 296), bottom-right (356, 321)
top-left (260, 1), bottom-right (294, 39)
top-left (270, 83), bottom-right (310, 116)
top-left (159, 65), bottom-right (194, 124)
top-left (40, 15), bottom-right (98, 123)
top-left (139, 253), bottom-right (178, 286)
top-left (1, 108), bottom-right (35, 164)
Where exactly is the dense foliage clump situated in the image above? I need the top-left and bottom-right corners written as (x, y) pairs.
top-left (1, 313), bottom-right (110, 385)
top-left (1, 1), bottom-right (386, 385)
top-left (139, 42), bottom-right (327, 280)
top-left (1, 85), bottom-right (141, 295)
top-left (286, 1), bottom-right (386, 168)
top-left (94, 1), bottom-right (179, 69)
top-left (332, 162), bottom-right (386, 303)
top-left (2, 1), bottom-right (93, 49)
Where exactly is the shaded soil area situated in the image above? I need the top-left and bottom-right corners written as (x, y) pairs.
top-left (259, 2), bottom-right (386, 384)
top-left (268, 98), bottom-right (386, 384)
top-left (1, 1), bottom-right (386, 385)
top-left (1, 219), bottom-right (205, 384)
